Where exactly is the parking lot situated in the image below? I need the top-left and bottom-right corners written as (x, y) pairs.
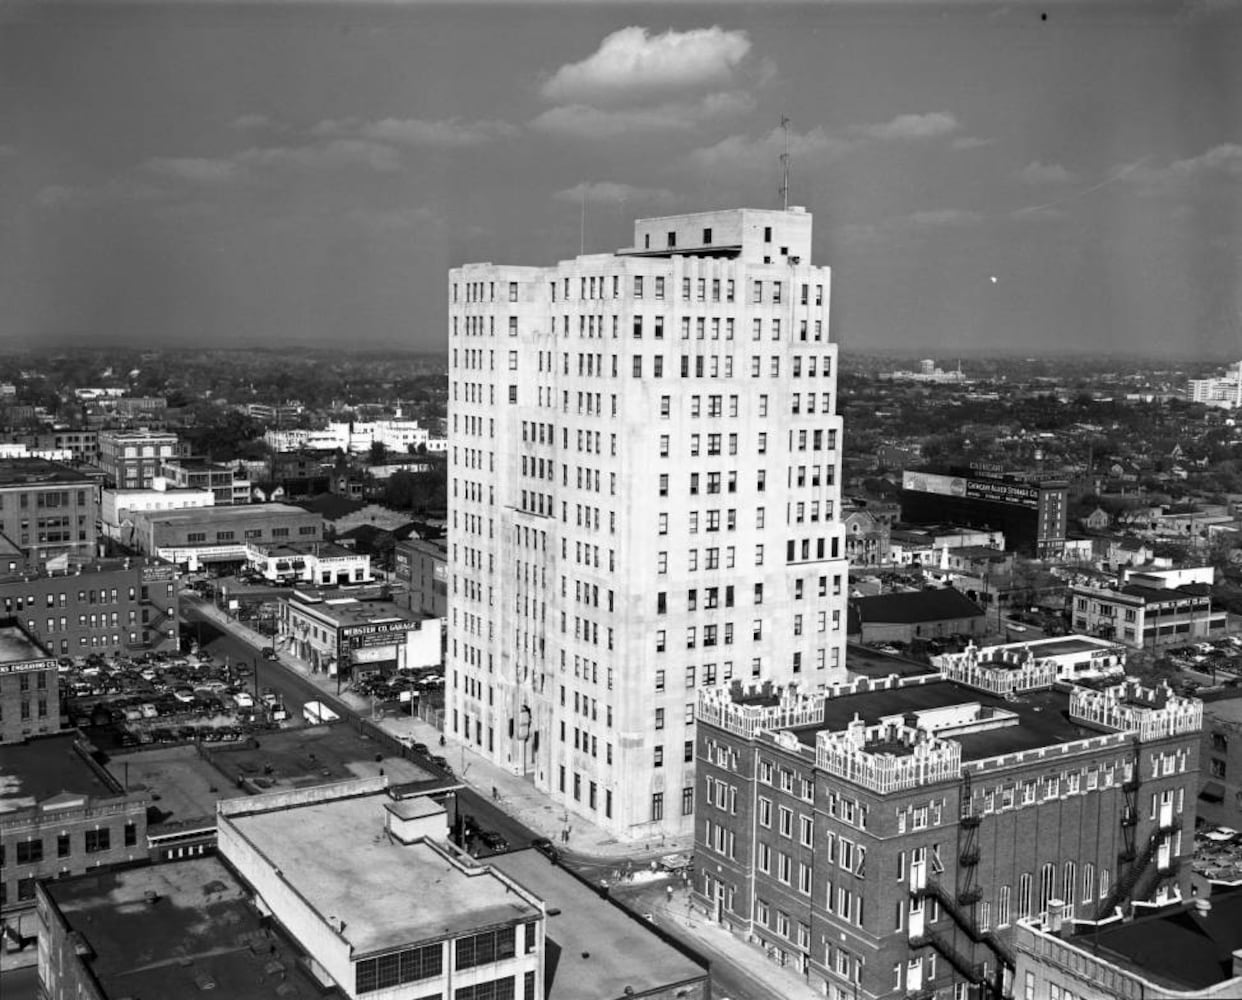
top-left (65, 642), bottom-right (283, 753)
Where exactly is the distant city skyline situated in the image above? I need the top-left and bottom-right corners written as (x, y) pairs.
top-left (1, 1), bottom-right (1239, 356)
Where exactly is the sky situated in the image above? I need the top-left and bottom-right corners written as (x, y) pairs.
top-left (1, 0), bottom-right (1240, 358)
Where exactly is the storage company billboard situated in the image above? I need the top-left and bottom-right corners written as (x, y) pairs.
top-left (903, 472), bottom-right (1040, 510)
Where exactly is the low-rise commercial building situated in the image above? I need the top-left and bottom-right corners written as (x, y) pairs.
top-left (217, 780), bottom-right (544, 1000)
top-left (35, 429), bottom-right (99, 465)
top-left (37, 853), bottom-right (343, 1000)
top-left (1, 731), bottom-right (148, 943)
top-left (99, 483), bottom-right (215, 544)
top-left (246, 540), bottom-right (371, 586)
top-left (156, 458), bottom-right (250, 505)
top-left (1069, 567), bottom-right (1227, 648)
top-left (850, 587), bottom-right (987, 645)
top-left (0, 458), bottom-right (99, 567)
top-left (1011, 890), bottom-right (1242, 999)
top-left (278, 592), bottom-right (441, 681)
top-left (0, 619), bottom-right (59, 744)
top-left (491, 849), bottom-right (710, 1000)
top-left (129, 502), bottom-right (322, 571)
top-left (694, 672), bottom-right (1203, 999)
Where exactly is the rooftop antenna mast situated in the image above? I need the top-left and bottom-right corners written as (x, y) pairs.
top-left (779, 115), bottom-right (791, 211)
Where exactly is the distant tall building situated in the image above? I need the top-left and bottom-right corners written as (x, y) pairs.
top-left (1188, 361), bottom-right (1242, 409)
top-left (447, 207), bottom-right (850, 838)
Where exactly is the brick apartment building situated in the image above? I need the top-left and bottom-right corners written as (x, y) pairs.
top-left (694, 667), bottom-right (1202, 999)
top-left (0, 558), bottom-right (180, 659)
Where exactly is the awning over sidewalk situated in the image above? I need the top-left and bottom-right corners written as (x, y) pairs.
top-left (1200, 780), bottom-right (1226, 803)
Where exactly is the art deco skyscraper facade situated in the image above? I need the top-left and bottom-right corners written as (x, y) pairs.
top-left (447, 207), bottom-right (849, 838)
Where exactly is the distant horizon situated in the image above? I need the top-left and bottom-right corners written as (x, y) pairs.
top-left (3, 339), bottom-right (1241, 368)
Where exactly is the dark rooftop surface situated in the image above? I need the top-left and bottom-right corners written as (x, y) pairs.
top-left (0, 732), bottom-right (121, 814)
top-left (45, 856), bottom-right (343, 1000)
top-left (1121, 582), bottom-right (1211, 602)
top-left (0, 457), bottom-right (94, 486)
top-left (1082, 889), bottom-right (1242, 990)
top-left (846, 643), bottom-right (939, 679)
top-left (792, 681), bottom-right (1090, 761)
top-left (490, 849), bottom-right (707, 1000)
top-left (853, 588), bottom-right (985, 624)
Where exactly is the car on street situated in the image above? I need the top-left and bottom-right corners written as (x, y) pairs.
top-left (478, 830), bottom-right (508, 851)
top-left (261, 647), bottom-right (279, 660)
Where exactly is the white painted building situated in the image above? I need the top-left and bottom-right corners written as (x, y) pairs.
top-left (1189, 361), bottom-right (1242, 408)
top-left (447, 206), bottom-right (850, 839)
top-left (99, 485), bottom-right (215, 542)
top-left (264, 420), bottom-right (431, 454)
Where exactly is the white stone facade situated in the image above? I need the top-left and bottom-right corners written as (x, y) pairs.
top-left (446, 207), bottom-right (850, 839)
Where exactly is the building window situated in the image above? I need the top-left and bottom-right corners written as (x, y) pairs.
top-left (652, 792), bottom-right (664, 820)
top-left (84, 828), bottom-right (111, 854)
top-left (16, 838), bottom-right (43, 864)
top-left (356, 942), bottom-right (444, 993)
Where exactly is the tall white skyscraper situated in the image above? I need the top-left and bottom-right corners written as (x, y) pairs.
top-left (447, 207), bottom-right (849, 838)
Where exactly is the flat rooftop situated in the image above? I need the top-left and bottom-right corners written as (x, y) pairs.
top-left (45, 855), bottom-right (342, 1000)
top-left (1074, 889), bottom-right (1242, 991)
top-left (0, 731), bottom-right (122, 814)
top-left (1005, 636), bottom-right (1103, 657)
top-left (0, 622), bottom-right (46, 664)
top-left (141, 503), bottom-right (310, 525)
top-left (0, 457), bottom-right (94, 486)
top-left (490, 850), bottom-right (707, 1000)
top-left (1203, 692), bottom-right (1242, 726)
top-left (791, 680), bottom-right (1090, 762)
top-left (289, 596), bottom-right (423, 628)
top-left (228, 794), bottom-right (540, 955)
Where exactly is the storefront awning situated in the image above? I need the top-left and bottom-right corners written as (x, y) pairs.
top-left (1200, 781), bottom-right (1226, 803)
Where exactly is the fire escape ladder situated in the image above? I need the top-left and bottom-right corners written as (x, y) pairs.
top-left (1096, 816), bottom-right (1181, 919)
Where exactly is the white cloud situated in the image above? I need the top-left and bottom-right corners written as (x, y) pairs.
top-left (533, 91), bottom-right (754, 139)
top-left (229, 114), bottom-right (275, 131)
top-left (35, 185), bottom-right (80, 208)
top-left (1017, 160), bottom-right (1075, 184)
top-left (951, 136), bottom-right (992, 151)
top-left (142, 138), bottom-right (402, 183)
top-left (855, 111), bottom-right (959, 141)
top-left (145, 156), bottom-right (240, 183)
top-left (313, 116), bottom-right (517, 148)
top-left (541, 26), bottom-right (752, 107)
top-left (1127, 143), bottom-right (1242, 188)
top-left (552, 181), bottom-right (676, 207)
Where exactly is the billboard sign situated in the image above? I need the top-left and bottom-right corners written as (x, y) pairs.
top-left (903, 471), bottom-right (1039, 510)
top-left (341, 618), bottom-right (421, 648)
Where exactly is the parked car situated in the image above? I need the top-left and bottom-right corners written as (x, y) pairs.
top-left (478, 830), bottom-right (508, 851)
top-left (261, 647), bottom-right (279, 661)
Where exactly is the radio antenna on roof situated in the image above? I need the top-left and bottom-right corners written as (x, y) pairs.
top-left (779, 115), bottom-right (791, 211)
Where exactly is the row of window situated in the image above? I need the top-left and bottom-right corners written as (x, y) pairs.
top-left (6, 824), bottom-right (136, 865)
top-left (183, 526), bottom-right (315, 543)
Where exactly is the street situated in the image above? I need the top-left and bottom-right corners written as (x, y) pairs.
top-left (182, 601), bottom-right (800, 999)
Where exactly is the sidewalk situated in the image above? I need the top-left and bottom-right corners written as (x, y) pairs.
top-left (647, 884), bottom-right (824, 1000)
top-left (193, 598), bottom-right (693, 862)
